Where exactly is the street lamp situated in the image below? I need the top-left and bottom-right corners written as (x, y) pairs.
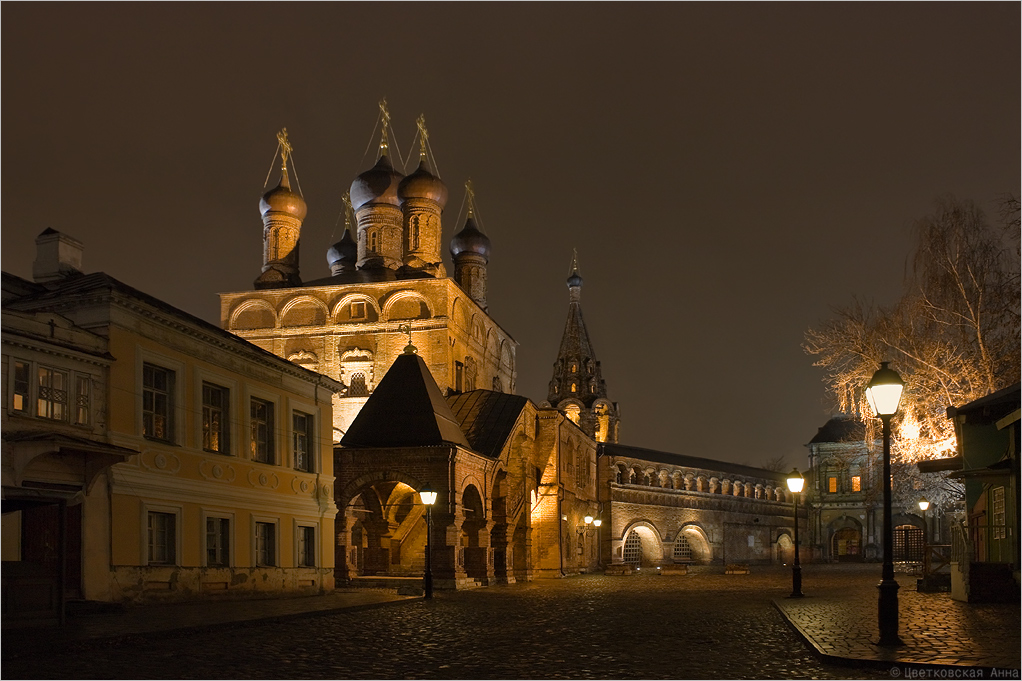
top-left (918, 497), bottom-right (930, 577)
top-left (866, 361), bottom-right (905, 646)
top-left (418, 484), bottom-right (438, 600)
top-left (786, 468), bottom-right (805, 598)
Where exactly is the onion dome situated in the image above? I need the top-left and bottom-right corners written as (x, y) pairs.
top-left (326, 229), bottom-right (357, 270)
top-left (398, 160), bottom-right (448, 207)
top-left (349, 154), bottom-right (404, 211)
top-left (450, 216), bottom-right (491, 260)
top-left (259, 172), bottom-right (307, 220)
top-left (567, 268), bottom-right (583, 288)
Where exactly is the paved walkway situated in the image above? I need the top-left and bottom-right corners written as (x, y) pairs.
top-left (4, 587), bottom-right (416, 654)
top-left (774, 564), bottom-right (1020, 671)
top-left (4, 566), bottom-right (1019, 677)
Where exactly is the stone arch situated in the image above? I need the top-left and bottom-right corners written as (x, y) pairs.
top-left (776, 532), bottom-right (794, 565)
top-left (460, 483), bottom-right (488, 582)
top-left (280, 295), bottom-right (329, 328)
top-left (331, 293), bottom-right (381, 323)
top-left (337, 471), bottom-right (433, 579)
top-left (499, 340), bottom-right (513, 370)
top-left (230, 299), bottom-right (277, 329)
top-left (675, 523), bottom-right (712, 564)
top-left (827, 516), bottom-right (864, 562)
top-left (382, 290), bottom-right (432, 321)
top-left (469, 315), bottom-right (485, 344)
top-left (614, 463), bottom-right (627, 484)
top-left (621, 520), bottom-right (664, 567)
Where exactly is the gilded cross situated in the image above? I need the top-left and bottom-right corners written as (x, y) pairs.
top-left (276, 128), bottom-right (292, 172)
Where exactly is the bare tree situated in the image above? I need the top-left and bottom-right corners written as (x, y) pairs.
top-left (805, 195), bottom-right (1020, 468)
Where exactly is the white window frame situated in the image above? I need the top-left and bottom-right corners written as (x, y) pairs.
top-left (202, 510), bottom-right (234, 568)
top-left (142, 503), bottom-right (182, 566)
top-left (295, 520), bottom-right (319, 568)
top-left (287, 396), bottom-right (320, 474)
top-left (252, 516), bottom-right (279, 567)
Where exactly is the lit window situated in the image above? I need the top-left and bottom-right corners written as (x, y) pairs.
top-left (293, 411), bottom-right (313, 472)
top-left (298, 525), bottom-right (316, 567)
top-left (37, 367), bottom-right (68, 421)
top-left (148, 511), bottom-right (176, 565)
top-left (202, 382), bottom-right (230, 453)
top-left (143, 363), bottom-right (173, 441)
top-left (74, 375), bottom-right (91, 426)
top-left (851, 475), bottom-right (861, 492)
top-left (255, 521), bottom-right (276, 566)
top-left (250, 398), bottom-right (274, 463)
top-left (206, 517), bottom-right (230, 567)
top-left (828, 477), bottom-right (838, 494)
top-left (13, 361), bottom-right (30, 413)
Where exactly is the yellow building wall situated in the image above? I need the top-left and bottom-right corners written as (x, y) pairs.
top-left (96, 320), bottom-right (337, 603)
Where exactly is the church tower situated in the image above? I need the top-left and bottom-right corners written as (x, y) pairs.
top-left (399, 116), bottom-right (448, 277)
top-left (544, 253), bottom-right (619, 443)
top-left (255, 129), bottom-right (307, 289)
top-left (450, 183), bottom-right (491, 311)
top-left (350, 101), bottom-right (405, 272)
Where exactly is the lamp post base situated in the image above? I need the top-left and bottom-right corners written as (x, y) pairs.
top-left (789, 565), bottom-right (804, 599)
top-left (877, 579), bottom-right (902, 646)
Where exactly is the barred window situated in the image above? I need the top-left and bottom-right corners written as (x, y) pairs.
top-left (37, 366), bottom-right (68, 421)
top-left (674, 535), bottom-right (693, 561)
top-left (348, 373), bottom-right (368, 397)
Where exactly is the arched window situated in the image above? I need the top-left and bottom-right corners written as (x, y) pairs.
top-left (623, 532), bottom-right (642, 565)
top-left (369, 231), bottom-right (378, 252)
top-left (674, 535), bottom-right (692, 562)
top-left (348, 373), bottom-right (368, 397)
top-left (409, 216), bottom-right (420, 250)
top-left (570, 383), bottom-right (577, 393)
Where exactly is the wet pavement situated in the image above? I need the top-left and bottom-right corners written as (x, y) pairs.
top-left (2, 564), bottom-right (1018, 679)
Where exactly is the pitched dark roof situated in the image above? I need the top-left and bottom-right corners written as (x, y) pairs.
top-left (946, 383), bottom-right (1021, 423)
top-left (601, 443), bottom-right (786, 482)
top-left (341, 352), bottom-right (470, 448)
top-left (808, 415), bottom-right (866, 444)
top-left (447, 390), bottom-right (529, 459)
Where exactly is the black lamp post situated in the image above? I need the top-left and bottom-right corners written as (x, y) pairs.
top-left (918, 497), bottom-right (930, 577)
top-left (418, 484), bottom-right (437, 600)
top-left (866, 361), bottom-right (905, 646)
top-left (786, 468), bottom-right (805, 598)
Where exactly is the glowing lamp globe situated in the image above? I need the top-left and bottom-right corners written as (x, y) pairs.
top-left (786, 468), bottom-right (805, 494)
top-left (593, 519), bottom-right (602, 527)
top-left (418, 485), bottom-right (437, 506)
top-left (866, 362), bottom-right (905, 417)
top-left (584, 515), bottom-right (594, 525)
top-left (918, 497), bottom-right (930, 512)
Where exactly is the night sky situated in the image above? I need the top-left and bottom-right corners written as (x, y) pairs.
top-left (3, 4), bottom-right (1018, 470)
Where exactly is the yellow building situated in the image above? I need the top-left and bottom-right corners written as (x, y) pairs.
top-left (219, 118), bottom-right (516, 442)
top-left (3, 230), bottom-right (341, 616)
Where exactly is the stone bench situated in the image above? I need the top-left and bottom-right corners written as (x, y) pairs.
top-left (724, 564), bottom-right (750, 575)
top-left (659, 564), bottom-right (688, 575)
top-left (605, 564), bottom-right (635, 576)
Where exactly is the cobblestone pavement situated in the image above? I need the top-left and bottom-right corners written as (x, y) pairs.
top-left (776, 565), bottom-right (1020, 670)
top-left (3, 565), bottom-right (1017, 680)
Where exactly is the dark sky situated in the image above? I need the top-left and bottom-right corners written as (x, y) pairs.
top-left (3, 3), bottom-right (1018, 470)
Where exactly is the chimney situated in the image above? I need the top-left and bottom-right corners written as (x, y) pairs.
top-left (33, 228), bottom-right (84, 283)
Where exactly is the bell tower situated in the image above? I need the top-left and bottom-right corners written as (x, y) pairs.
top-left (544, 252), bottom-right (619, 443)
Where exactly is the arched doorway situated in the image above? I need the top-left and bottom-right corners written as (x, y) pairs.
top-left (622, 525), bottom-right (661, 567)
top-left (460, 485), bottom-right (488, 582)
top-left (345, 481), bottom-right (425, 577)
top-left (776, 533), bottom-right (794, 565)
top-left (832, 527), bottom-right (863, 562)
